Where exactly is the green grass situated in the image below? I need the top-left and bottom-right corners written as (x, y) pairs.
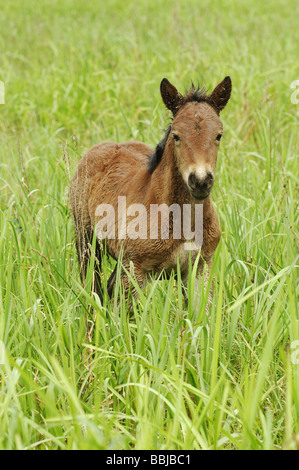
top-left (0, 0), bottom-right (298, 450)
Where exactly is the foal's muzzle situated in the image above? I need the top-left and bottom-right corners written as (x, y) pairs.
top-left (188, 172), bottom-right (214, 200)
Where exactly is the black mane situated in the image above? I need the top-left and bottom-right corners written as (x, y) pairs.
top-left (183, 84), bottom-right (210, 106)
top-left (147, 125), bottom-right (171, 174)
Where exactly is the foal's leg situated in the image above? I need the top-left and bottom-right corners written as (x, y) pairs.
top-left (119, 261), bottom-right (146, 308)
top-left (74, 223), bottom-right (103, 300)
top-left (74, 225), bottom-right (91, 285)
top-left (107, 264), bottom-right (117, 298)
top-left (93, 237), bottom-right (103, 299)
top-left (105, 261), bottom-right (146, 312)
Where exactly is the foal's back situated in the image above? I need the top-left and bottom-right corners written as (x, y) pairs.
top-left (74, 140), bottom-right (151, 181)
top-left (69, 140), bottom-right (152, 230)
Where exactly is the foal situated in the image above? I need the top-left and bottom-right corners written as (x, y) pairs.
top-left (70, 76), bottom-right (231, 308)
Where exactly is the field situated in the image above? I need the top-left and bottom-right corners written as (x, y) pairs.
top-left (0, 0), bottom-right (298, 450)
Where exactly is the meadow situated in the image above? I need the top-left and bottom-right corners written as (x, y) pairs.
top-left (0, 0), bottom-right (298, 450)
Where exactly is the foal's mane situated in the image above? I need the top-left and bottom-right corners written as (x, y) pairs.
top-left (148, 84), bottom-right (210, 175)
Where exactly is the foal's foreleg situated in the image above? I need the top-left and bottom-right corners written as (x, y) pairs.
top-left (119, 262), bottom-right (146, 308)
top-left (107, 264), bottom-right (117, 298)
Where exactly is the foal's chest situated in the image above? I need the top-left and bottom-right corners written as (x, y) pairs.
top-left (162, 241), bottom-right (195, 275)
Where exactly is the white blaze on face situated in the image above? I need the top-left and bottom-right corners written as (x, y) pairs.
top-left (183, 164), bottom-right (213, 186)
top-left (194, 165), bottom-right (209, 182)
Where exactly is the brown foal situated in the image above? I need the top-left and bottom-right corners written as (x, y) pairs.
top-left (70, 76), bottom-right (232, 309)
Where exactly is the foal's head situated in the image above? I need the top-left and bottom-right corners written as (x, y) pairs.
top-left (150, 76), bottom-right (231, 200)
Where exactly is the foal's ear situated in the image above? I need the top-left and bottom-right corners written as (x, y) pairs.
top-left (160, 78), bottom-right (184, 115)
top-left (209, 76), bottom-right (232, 113)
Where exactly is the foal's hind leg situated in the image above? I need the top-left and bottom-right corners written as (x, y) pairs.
top-left (74, 223), bottom-right (103, 300)
top-left (93, 237), bottom-right (104, 300)
top-left (74, 225), bottom-right (91, 285)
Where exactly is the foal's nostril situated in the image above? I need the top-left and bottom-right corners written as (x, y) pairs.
top-left (188, 172), bottom-right (198, 190)
top-left (206, 172), bottom-right (214, 187)
top-left (207, 172), bottom-right (213, 182)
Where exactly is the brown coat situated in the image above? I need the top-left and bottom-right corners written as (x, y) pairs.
top-left (69, 77), bottom-right (232, 305)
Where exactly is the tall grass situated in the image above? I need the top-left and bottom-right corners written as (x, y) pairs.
top-left (0, 0), bottom-right (298, 449)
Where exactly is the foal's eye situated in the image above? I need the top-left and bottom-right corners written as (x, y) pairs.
top-left (216, 134), bottom-right (223, 142)
top-left (173, 133), bottom-right (180, 142)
